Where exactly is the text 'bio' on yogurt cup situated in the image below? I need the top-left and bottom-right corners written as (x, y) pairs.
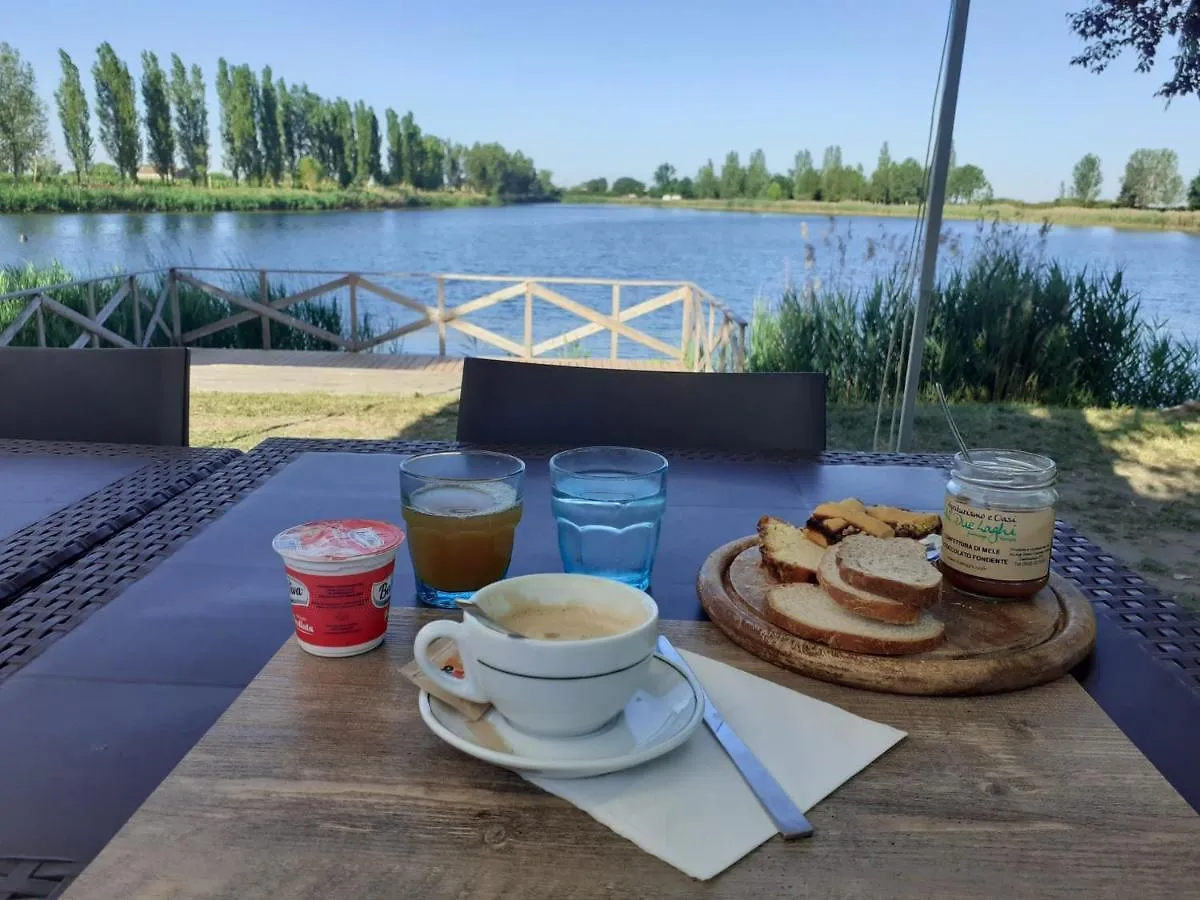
top-left (272, 519), bottom-right (406, 658)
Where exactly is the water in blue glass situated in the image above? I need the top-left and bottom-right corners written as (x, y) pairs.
top-left (551, 472), bottom-right (667, 591)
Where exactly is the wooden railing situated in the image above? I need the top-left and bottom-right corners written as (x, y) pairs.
top-left (0, 268), bottom-right (747, 372)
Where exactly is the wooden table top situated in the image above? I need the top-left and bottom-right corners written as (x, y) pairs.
top-left (65, 609), bottom-right (1199, 899)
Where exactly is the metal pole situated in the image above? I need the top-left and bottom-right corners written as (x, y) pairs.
top-left (896, 0), bottom-right (971, 451)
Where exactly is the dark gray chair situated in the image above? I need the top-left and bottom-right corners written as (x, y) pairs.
top-left (0, 347), bottom-right (190, 446)
top-left (457, 358), bottom-right (826, 452)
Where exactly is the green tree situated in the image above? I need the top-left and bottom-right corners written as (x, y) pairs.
top-left (92, 43), bottom-right (140, 180)
top-left (0, 43), bottom-right (49, 179)
top-left (258, 66), bottom-right (282, 185)
top-left (169, 55), bottom-right (207, 184)
top-left (140, 51), bottom-right (173, 179)
top-left (1189, 172), bottom-right (1200, 210)
top-left (744, 149), bottom-right (770, 198)
top-left (215, 59), bottom-right (235, 178)
top-left (296, 155), bottom-right (322, 190)
top-left (718, 151), bottom-right (744, 198)
top-left (582, 177), bottom-right (608, 193)
top-left (870, 142), bottom-right (893, 204)
top-left (611, 176), bottom-right (645, 195)
top-left (353, 101), bottom-right (379, 183)
top-left (1117, 148), bottom-right (1184, 207)
top-left (768, 173), bottom-right (792, 199)
top-left (443, 140), bottom-right (464, 190)
top-left (399, 111), bottom-right (422, 186)
top-left (819, 146), bottom-right (844, 201)
top-left (1070, 153), bottom-right (1103, 204)
top-left (653, 162), bottom-right (676, 194)
top-left (384, 108), bottom-right (401, 184)
top-left (791, 149), bottom-right (819, 199)
top-left (228, 64), bottom-right (261, 183)
top-left (677, 175), bottom-right (695, 198)
top-left (294, 84), bottom-right (321, 161)
top-left (891, 157), bottom-right (926, 204)
top-left (946, 163), bottom-right (990, 203)
top-left (695, 159), bottom-right (718, 198)
top-left (1069, 1), bottom-right (1200, 101)
top-left (54, 50), bottom-right (92, 182)
top-left (419, 134), bottom-right (443, 189)
top-left (277, 78), bottom-right (297, 182)
top-left (333, 98), bottom-right (355, 188)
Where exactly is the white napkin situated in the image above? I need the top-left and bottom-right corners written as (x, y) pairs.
top-left (526, 650), bottom-right (906, 880)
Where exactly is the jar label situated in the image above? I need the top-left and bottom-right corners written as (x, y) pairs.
top-left (941, 498), bottom-right (1055, 582)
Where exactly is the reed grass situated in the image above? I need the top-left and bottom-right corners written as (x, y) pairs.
top-left (0, 183), bottom-right (489, 214)
top-left (748, 221), bottom-right (1200, 410)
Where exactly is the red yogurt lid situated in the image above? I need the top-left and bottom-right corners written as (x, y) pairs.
top-left (272, 519), bottom-right (405, 563)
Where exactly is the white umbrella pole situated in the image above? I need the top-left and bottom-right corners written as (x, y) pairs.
top-left (896, 0), bottom-right (972, 451)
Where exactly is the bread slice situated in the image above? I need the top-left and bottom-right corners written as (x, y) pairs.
top-left (765, 583), bottom-right (945, 656)
top-left (757, 516), bottom-right (824, 583)
top-left (817, 546), bottom-right (920, 625)
top-left (865, 505), bottom-right (942, 539)
top-left (836, 534), bottom-right (942, 608)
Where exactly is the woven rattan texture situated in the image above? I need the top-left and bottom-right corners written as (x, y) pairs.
top-left (0, 858), bottom-right (81, 900)
top-left (0, 442), bottom-right (239, 604)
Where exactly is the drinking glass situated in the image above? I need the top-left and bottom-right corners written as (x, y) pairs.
top-left (549, 447), bottom-right (668, 591)
top-left (400, 450), bottom-right (525, 609)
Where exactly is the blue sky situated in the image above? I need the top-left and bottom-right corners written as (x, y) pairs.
top-left (6, 0), bottom-right (1198, 200)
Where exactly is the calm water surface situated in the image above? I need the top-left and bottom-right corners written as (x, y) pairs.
top-left (2, 205), bottom-right (1196, 352)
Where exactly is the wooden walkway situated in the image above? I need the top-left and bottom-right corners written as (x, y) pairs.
top-left (189, 349), bottom-right (683, 395)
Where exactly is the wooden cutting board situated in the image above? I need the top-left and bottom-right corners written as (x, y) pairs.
top-left (698, 536), bottom-right (1096, 695)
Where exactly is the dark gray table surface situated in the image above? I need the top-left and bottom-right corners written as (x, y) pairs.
top-left (0, 455), bottom-right (147, 541)
top-left (0, 445), bottom-right (1195, 891)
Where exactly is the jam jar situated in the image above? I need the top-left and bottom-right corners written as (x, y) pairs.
top-left (940, 449), bottom-right (1058, 600)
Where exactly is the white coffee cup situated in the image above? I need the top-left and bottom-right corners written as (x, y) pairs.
top-left (413, 573), bottom-right (658, 737)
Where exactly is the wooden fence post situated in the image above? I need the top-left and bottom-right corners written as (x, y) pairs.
top-left (349, 276), bottom-right (359, 350)
top-left (436, 276), bottom-right (447, 356)
top-left (706, 304), bottom-right (716, 373)
top-left (131, 277), bottom-right (143, 345)
top-left (610, 285), bottom-right (620, 360)
top-left (523, 281), bottom-right (534, 358)
top-left (259, 270), bottom-right (272, 350)
top-left (85, 282), bottom-right (99, 348)
top-left (680, 286), bottom-right (694, 369)
top-left (170, 269), bottom-right (182, 345)
top-left (35, 302), bottom-right (46, 347)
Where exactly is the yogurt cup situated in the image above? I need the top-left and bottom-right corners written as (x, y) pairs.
top-left (272, 519), bottom-right (406, 658)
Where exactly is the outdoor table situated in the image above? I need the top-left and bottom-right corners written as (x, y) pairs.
top-left (0, 438), bottom-right (1196, 899)
top-left (0, 440), bottom-right (238, 613)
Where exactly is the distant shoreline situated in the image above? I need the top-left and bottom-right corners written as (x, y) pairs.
top-left (561, 193), bottom-right (1200, 234)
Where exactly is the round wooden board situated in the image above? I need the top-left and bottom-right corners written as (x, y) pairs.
top-left (698, 536), bottom-right (1097, 696)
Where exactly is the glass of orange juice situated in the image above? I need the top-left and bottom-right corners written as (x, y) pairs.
top-left (399, 450), bottom-right (525, 608)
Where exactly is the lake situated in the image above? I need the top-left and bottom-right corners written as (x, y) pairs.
top-left (2, 204), bottom-right (1197, 354)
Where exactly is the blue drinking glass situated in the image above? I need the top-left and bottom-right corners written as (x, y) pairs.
top-left (549, 447), bottom-right (668, 591)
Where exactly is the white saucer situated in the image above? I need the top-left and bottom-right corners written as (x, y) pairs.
top-left (418, 653), bottom-right (705, 779)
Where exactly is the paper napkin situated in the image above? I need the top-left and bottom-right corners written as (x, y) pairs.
top-left (526, 650), bottom-right (906, 880)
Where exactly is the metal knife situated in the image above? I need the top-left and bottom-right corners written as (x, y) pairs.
top-left (656, 636), bottom-right (814, 840)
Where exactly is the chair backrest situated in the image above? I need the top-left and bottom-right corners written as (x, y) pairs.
top-left (0, 347), bottom-right (190, 446)
top-left (457, 358), bottom-right (826, 453)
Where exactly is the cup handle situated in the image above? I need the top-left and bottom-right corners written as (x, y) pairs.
top-left (413, 620), bottom-right (489, 703)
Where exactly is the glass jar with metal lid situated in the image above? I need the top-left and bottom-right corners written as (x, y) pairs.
top-left (940, 449), bottom-right (1058, 600)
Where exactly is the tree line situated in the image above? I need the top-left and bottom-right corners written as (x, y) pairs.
top-left (1067, 148), bottom-right (1200, 210)
top-left (0, 41), bottom-right (556, 200)
top-left (578, 144), bottom-right (992, 206)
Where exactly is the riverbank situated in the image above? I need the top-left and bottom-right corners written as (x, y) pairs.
top-left (563, 194), bottom-right (1200, 233)
top-left (0, 183), bottom-right (496, 214)
top-left (189, 391), bottom-right (1200, 612)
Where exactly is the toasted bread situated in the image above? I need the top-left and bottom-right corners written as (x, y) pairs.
top-left (807, 498), bottom-right (895, 544)
top-left (817, 546), bottom-right (920, 625)
top-left (835, 534), bottom-right (942, 608)
top-left (764, 583), bottom-right (945, 656)
top-left (757, 516), bottom-right (824, 583)
top-left (865, 505), bottom-right (942, 539)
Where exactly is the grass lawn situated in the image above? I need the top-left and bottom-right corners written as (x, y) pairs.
top-left (191, 392), bottom-right (1200, 611)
